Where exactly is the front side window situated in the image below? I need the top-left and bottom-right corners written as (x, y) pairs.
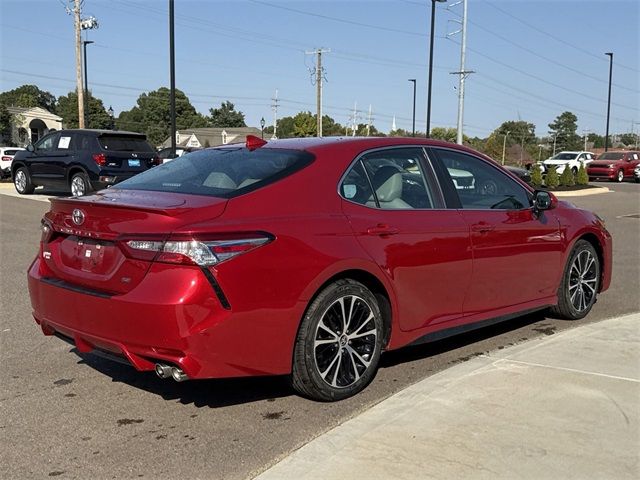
top-left (116, 147), bottom-right (313, 198)
top-left (434, 149), bottom-right (530, 210)
top-left (35, 133), bottom-right (58, 152)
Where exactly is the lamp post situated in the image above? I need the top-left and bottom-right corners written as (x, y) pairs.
top-left (82, 40), bottom-right (94, 127)
top-left (552, 132), bottom-right (558, 156)
top-left (604, 52), bottom-right (613, 152)
top-left (260, 117), bottom-right (265, 139)
top-left (426, 0), bottom-right (447, 138)
top-left (408, 79), bottom-right (416, 136)
top-left (501, 131), bottom-right (510, 165)
top-left (107, 105), bottom-right (114, 130)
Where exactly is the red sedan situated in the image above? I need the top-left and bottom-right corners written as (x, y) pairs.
top-left (28, 136), bottom-right (612, 401)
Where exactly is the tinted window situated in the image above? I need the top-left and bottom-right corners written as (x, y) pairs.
top-left (75, 134), bottom-right (94, 151)
top-left (435, 149), bottom-right (530, 210)
top-left (598, 152), bottom-right (624, 160)
top-left (339, 160), bottom-right (374, 205)
top-left (3, 149), bottom-right (20, 155)
top-left (551, 153), bottom-right (578, 160)
top-left (116, 147), bottom-right (313, 197)
top-left (35, 133), bottom-right (58, 152)
top-left (99, 135), bottom-right (155, 152)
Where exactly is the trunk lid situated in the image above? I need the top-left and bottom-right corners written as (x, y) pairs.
top-left (41, 189), bottom-right (227, 294)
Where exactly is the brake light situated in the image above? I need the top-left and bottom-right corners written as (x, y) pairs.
top-left (1, 156), bottom-right (11, 161)
top-left (40, 219), bottom-right (54, 244)
top-left (122, 234), bottom-right (273, 266)
top-left (93, 153), bottom-right (106, 166)
top-left (246, 135), bottom-right (267, 151)
top-left (151, 155), bottom-right (161, 166)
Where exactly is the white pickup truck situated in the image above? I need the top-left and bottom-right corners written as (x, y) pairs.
top-left (540, 151), bottom-right (595, 175)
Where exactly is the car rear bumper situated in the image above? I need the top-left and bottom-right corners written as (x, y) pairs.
top-left (27, 256), bottom-right (294, 379)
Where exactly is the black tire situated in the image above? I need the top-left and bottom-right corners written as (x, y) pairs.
top-left (13, 167), bottom-right (35, 194)
top-left (551, 240), bottom-right (600, 320)
top-left (70, 172), bottom-right (93, 197)
top-left (291, 279), bottom-right (384, 401)
top-left (616, 169), bottom-right (624, 183)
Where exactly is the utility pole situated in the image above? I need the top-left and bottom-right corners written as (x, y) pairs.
top-left (604, 52), bottom-right (613, 152)
top-left (448, 0), bottom-right (473, 145)
top-left (306, 48), bottom-right (330, 137)
top-left (271, 89), bottom-right (279, 139)
top-left (582, 129), bottom-right (590, 151)
top-left (501, 131), bottom-right (509, 165)
top-left (350, 102), bottom-right (358, 136)
top-left (83, 40), bottom-right (94, 127)
top-left (169, 0), bottom-right (176, 158)
top-left (366, 104), bottom-right (372, 136)
top-left (74, 0), bottom-right (85, 128)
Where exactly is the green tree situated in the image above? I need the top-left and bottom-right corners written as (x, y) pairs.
top-left (275, 116), bottom-right (295, 138)
top-left (619, 132), bottom-right (637, 147)
top-left (322, 115), bottom-right (345, 136)
top-left (0, 84), bottom-right (57, 112)
top-left (559, 166), bottom-right (575, 186)
top-left (292, 111), bottom-right (316, 137)
top-left (56, 91), bottom-right (113, 129)
top-left (576, 163), bottom-right (589, 185)
top-left (0, 103), bottom-right (13, 145)
top-left (208, 101), bottom-right (246, 128)
top-left (587, 132), bottom-right (605, 149)
top-left (530, 164), bottom-right (543, 187)
top-left (548, 111), bottom-right (581, 151)
top-left (117, 87), bottom-right (208, 145)
top-left (546, 166), bottom-right (559, 188)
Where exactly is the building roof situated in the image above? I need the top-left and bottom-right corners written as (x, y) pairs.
top-left (160, 127), bottom-right (262, 148)
top-left (5, 106), bottom-right (62, 121)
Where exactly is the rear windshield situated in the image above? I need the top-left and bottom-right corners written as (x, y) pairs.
top-left (598, 152), bottom-right (624, 160)
top-left (115, 147), bottom-right (314, 198)
top-left (551, 153), bottom-right (578, 160)
top-left (99, 135), bottom-right (155, 152)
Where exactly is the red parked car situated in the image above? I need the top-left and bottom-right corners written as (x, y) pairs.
top-left (27, 136), bottom-right (612, 401)
top-left (587, 151), bottom-right (640, 182)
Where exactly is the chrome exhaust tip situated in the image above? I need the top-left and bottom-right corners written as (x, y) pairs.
top-left (155, 363), bottom-right (173, 379)
top-left (171, 367), bottom-right (188, 382)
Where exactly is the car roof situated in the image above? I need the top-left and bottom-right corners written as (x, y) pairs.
top-left (54, 129), bottom-right (145, 136)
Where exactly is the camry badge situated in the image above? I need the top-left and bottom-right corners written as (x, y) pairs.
top-left (72, 209), bottom-right (85, 226)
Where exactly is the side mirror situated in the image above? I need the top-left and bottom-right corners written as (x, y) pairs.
top-left (26, 144), bottom-right (35, 152)
top-left (532, 190), bottom-right (556, 217)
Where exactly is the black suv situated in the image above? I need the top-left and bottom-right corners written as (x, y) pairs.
top-left (11, 129), bottom-right (159, 196)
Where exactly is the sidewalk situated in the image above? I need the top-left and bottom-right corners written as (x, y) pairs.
top-left (255, 313), bottom-right (640, 480)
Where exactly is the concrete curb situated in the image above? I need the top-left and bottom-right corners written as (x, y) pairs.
top-left (552, 186), bottom-right (611, 197)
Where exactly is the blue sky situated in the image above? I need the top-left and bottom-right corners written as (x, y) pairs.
top-left (1, 0), bottom-right (638, 138)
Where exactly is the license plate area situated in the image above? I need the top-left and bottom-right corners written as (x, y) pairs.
top-left (128, 159), bottom-right (141, 167)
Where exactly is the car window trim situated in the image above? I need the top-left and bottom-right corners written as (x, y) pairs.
top-left (337, 145), bottom-right (447, 211)
top-left (429, 146), bottom-right (533, 212)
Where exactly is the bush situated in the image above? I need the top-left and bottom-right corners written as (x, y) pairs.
top-left (576, 163), bottom-right (589, 185)
top-left (559, 166), bottom-right (575, 187)
top-left (530, 164), bottom-right (543, 187)
top-left (545, 166), bottom-right (559, 188)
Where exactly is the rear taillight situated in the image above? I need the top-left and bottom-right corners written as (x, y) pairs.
top-left (40, 219), bottom-right (54, 244)
top-left (151, 155), bottom-right (161, 166)
top-left (122, 234), bottom-right (272, 266)
top-left (93, 153), bottom-right (106, 166)
top-left (1, 156), bottom-right (11, 161)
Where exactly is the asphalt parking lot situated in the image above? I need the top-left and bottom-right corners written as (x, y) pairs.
top-left (1, 181), bottom-right (638, 480)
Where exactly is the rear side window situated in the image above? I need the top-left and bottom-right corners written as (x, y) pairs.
top-left (116, 147), bottom-right (314, 197)
top-left (3, 149), bottom-right (20, 155)
top-left (99, 135), bottom-right (155, 152)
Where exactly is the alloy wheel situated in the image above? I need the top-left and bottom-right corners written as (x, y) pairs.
top-left (71, 176), bottom-right (86, 196)
top-left (15, 170), bottom-right (26, 192)
top-left (568, 249), bottom-right (598, 312)
top-left (313, 295), bottom-right (378, 389)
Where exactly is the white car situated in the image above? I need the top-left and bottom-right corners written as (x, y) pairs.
top-left (0, 147), bottom-right (25, 178)
top-left (541, 151), bottom-right (595, 175)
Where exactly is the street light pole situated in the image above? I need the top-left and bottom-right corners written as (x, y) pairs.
top-left (83, 40), bottom-right (94, 128)
top-left (260, 117), bottom-right (265, 139)
top-left (604, 52), bottom-right (613, 152)
top-left (107, 105), bottom-right (114, 130)
top-left (426, 0), bottom-right (447, 138)
top-left (408, 79), bottom-right (416, 136)
top-left (169, 0), bottom-right (176, 158)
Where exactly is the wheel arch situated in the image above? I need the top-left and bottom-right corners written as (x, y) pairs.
top-left (300, 267), bottom-right (395, 350)
top-left (11, 161), bottom-right (27, 176)
top-left (67, 166), bottom-right (89, 185)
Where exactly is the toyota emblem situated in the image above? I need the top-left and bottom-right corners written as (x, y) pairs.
top-left (72, 209), bottom-right (85, 226)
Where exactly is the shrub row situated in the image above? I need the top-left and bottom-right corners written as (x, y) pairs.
top-left (529, 163), bottom-right (588, 188)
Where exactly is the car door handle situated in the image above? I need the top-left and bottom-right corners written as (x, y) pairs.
top-left (366, 224), bottom-right (399, 236)
top-left (471, 223), bottom-right (495, 233)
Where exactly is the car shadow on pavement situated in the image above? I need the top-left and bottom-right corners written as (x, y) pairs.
top-left (72, 351), bottom-right (294, 407)
top-left (380, 310), bottom-right (548, 368)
